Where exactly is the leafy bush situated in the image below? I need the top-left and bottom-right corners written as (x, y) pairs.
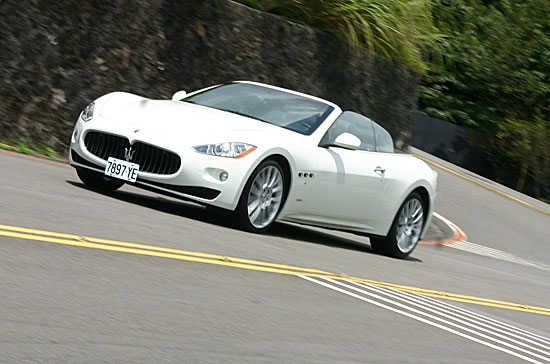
top-left (235, 0), bottom-right (446, 73)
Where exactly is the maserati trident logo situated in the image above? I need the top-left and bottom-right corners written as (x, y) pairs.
top-left (124, 147), bottom-right (136, 162)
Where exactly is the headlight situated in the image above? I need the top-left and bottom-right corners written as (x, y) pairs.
top-left (80, 102), bottom-right (95, 122)
top-left (193, 142), bottom-right (256, 158)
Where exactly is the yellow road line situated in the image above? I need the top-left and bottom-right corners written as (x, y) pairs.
top-left (340, 277), bottom-right (550, 316)
top-left (1, 224), bottom-right (549, 316)
top-left (0, 224), bottom-right (331, 276)
top-left (413, 154), bottom-right (550, 215)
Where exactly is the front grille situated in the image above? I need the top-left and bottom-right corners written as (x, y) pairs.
top-left (131, 142), bottom-right (181, 175)
top-left (85, 132), bottom-right (128, 160)
top-left (84, 131), bottom-right (181, 175)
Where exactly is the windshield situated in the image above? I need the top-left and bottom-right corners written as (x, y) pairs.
top-left (183, 83), bottom-right (334, 135)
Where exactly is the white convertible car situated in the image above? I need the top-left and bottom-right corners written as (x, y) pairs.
top-left (69, 81), bottom-right (437, 258)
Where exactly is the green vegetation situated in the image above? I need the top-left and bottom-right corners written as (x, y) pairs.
top-left (238, 0), bottom-right (445, 73)
top-left (1, 141), bottom-right (60, 160)
top-left (16, 141), bottom-right (32, 156)
top-left (38, 144), bottom-right (58, 158)
top-left (236, 0), bottom-right (549, 201)
top-left (422, 0), bottom-right (549, 199)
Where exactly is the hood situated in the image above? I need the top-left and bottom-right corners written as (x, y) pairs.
top-left (97, 92), bottom-right (300, 144)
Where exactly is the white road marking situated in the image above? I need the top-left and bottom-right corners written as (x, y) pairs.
top-left (447, 240), bottom-right (550, 272)
top-left (434, 212), bottom-right (550, 272)
top-left (299, 275), bottom-right (550, 364)
top-left (349, 280), bottom-right (550, 356)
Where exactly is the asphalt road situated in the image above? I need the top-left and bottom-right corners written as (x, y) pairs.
top-left (1, 149), bottom-right (549, 364)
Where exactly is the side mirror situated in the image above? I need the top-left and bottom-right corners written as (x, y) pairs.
top-left (171, 90), bottom-right (187, 101)
top-left (332, 132), bottom-right (361, 150)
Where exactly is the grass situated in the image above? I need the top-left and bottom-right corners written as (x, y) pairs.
top-left (235, 0), bottom-right (446, 73)
top-left (38, 145), bottom-right (58, 158)
top-left (1, 140), bottom-right (62, 160)
top-left (16, 141), bottom-right (33, 155)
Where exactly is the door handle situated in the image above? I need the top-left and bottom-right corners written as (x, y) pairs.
top-left (374, 166), bottom-right (386, 175)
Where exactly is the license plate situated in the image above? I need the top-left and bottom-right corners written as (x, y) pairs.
top-left (104, 157), bottom-right (139, 182)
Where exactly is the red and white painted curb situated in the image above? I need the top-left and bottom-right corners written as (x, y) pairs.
top-left (421, 212), bottom-right (467, 246)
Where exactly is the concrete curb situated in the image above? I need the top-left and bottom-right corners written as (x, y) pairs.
top-left (421, 212), bottom-right (467, 246)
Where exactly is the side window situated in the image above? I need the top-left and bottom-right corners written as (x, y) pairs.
top-left (372, 122), bottom-right (394, 153)
top-left (320, 111), bottom-right (375, 151)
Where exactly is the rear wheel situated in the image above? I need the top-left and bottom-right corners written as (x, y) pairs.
top-left (235, 159), bottom-right (286, 233)
top-left (370, 192), bottom-right (425, 259)
top-left (76, 167), bottom-right (125, 191)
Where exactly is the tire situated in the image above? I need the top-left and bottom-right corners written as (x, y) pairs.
top-left (76, 167), bottom-right (125, 191)
top-left (370, 192), bottom-right (425, 259)
top-left (235, 159), bottom-right (286, 233)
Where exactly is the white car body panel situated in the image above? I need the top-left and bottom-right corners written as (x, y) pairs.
top-left (281, 148), bottom-right (436, 235)
top-left (69, 81), bottom-right (437, 249)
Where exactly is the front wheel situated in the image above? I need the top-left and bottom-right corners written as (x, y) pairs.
top-left (370, 192), bottom-right (425, 259)
top-left (76, 167), bottom-right (125, 191)
top-left (235, 160), bottom-right (286, 233)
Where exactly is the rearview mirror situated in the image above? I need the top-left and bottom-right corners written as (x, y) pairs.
top-left (171, 90), bottom-right (187, 101)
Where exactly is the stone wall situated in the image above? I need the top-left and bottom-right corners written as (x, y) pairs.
top-left (0, 0), bottom-right (420, 154)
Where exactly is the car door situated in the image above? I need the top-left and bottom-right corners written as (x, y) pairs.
top-left (301, 112), bottom-right (387, 230)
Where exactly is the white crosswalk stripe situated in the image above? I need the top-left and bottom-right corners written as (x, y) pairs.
top-left (300, 275), bottom-right (550, 363)
top-left (446, 241), bottom-right (550, 272)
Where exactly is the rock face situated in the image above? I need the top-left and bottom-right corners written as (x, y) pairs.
top-left (0, 0), bottom-right (420, 154)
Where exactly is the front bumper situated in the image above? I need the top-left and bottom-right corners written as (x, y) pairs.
top-left (69, 122), bottom-right (257, 211)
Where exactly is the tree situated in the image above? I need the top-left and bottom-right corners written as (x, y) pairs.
top-left (421, 0), bottom-right (549, 199)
